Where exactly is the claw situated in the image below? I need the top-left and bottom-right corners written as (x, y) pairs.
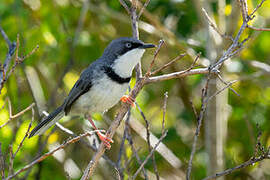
top-left (96, 130), bottom-right (114, 149)
top-left (120, 95), bottom-right (136, 107)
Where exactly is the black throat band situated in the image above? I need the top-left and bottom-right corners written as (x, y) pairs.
top-left (104, 66), bottom-right (131, 84)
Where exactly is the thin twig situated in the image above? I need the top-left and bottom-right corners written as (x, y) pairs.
top-left (126, 132), bottom-right (148, 179)
top-left (0, 25), bottom-right (12, 47)
top-left (136, 103), bottom-right (159, 180)
top-left (137, 0), bottom-right (151, 19)
top-left (132, 130), bottom-right (168, 180)
top-left (238, 0), bottom-right (248, 22)
top-left (8, 106), bottom-right (35, 177)
top-left (6, 131), bottom-right (99, 180)
top-left (0, 143), bottom-right (5, 179)
top-left (119, 0), bottom-right (131, 14)
top-left (146, 39), bottom-right (164, 76)
top-left (248, 25), bottom-right (270, 32)
top-left (249, 0), bottom-right (267, 18)
top-left (0, 103), bottom-right (35, 128)
top-left (162, 92), bottom-right (168, 136)
top-left (186, 74), bottom-right (211, 180)
top-left (206, 80), bottom-right (238, 102)
top-left (151, 53), bottom-right (186, 75)
top-left (202, 154), bottom-right (270, 180)
top-left (216, 73), bottom-right (240, 97)
top-left (202, 8), bottom-right (233, 41)
top-left (14, 107), bottom-right (35, 156)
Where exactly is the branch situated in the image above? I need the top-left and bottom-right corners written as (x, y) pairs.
top-left (132, 130), bottom-right (168, 180)
top-left (6, 131), bottom-right (99, 180)
top-left (136, 103), bottom-right (159, 179)
top-left (0, 102), bottom-right (35, 128)
top-left (203, 153), bottom-right (269, 180)
top-left (146, 68), bottom-right (210, 84)
top-left (186, 74), bottom-right (210, 180)
top-left (8, 106), bottom-right (35, 177)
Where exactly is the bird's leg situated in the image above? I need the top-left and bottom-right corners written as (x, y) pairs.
top-left (120, 95), bottom-right (136, 107)
top-left (87, 116), bottom-right (113, 149)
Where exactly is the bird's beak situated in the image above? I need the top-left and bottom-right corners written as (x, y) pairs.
top-left (140, 43), bottom-right (156, 49)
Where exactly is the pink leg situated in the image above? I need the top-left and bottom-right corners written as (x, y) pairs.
top-left (87, 116), bottom-right (113, 149)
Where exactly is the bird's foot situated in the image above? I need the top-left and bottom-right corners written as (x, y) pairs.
top-left (120, 95), bottom-right (136, 107)
top-left (96, 130), bottom-right (114, 149)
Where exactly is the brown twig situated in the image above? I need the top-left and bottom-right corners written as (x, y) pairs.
top-left (6, 131), bottom-right (99, 180)
top-left (125, 111), bottom-right (148, 179)
top-left (137, 0), bottom-right (150, 19)
top-left (0, 143), bottom-right (5, 179)
top-left (186, 74), bottom-right (211, 180)
top-left (136, 103), bottom-right (159, 180)
top-left (145, 39), bottom-right (164, 76)
top-left (203, 153), bottom-right (270, 180)
top-left (216, 73), bottom-right (240, 97)
top-left (247, 25), bottom-right (270, 32)
top-left (132, 130), bottom-right (168, 180)
top-left (0, 103), bottom-right (35, 128)
top-left (151, 53), bottom-right (186, 75)
top-left (7, 106), bottom-right (35, 177)
top-left (206, 80), bottom-right (238, 102)
top-left (201, 8), bottom-right (233, 41)
top-left (118, 0), bottom-right (131, 14)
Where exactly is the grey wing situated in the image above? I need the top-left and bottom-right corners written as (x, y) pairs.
top-left (62, 74), bottom-right (92, 115)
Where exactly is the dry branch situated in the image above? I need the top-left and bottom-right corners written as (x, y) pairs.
top-left (6, 131), bottom-right (99, 180)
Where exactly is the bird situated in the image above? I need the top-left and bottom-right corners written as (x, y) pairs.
top-left (29, 37), bottom-right (155, 149)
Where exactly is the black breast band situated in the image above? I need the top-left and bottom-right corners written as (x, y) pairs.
top-left (104, 66), bottom-right (131, 84)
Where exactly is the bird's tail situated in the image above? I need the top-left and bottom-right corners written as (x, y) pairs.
top-left (29, 106), bottom-right (64, 138)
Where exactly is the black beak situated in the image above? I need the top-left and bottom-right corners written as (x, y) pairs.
top-left (140, 43), bottom-right (156, 49)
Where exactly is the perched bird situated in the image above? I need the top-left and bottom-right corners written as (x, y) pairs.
top-left (29, 37), bottom-right (155, 149)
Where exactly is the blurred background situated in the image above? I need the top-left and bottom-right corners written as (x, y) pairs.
top-left (0, 0), bottom-right (270, 179)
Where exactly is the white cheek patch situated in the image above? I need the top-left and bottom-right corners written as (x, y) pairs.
top-left (113, 48), bottom-right (145, 78)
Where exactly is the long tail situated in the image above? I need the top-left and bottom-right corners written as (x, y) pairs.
top-left (29, 106), bottom-right (65, 138)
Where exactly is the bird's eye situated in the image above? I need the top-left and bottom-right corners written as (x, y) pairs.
top-left (125, 42), bottom-right (132, 48)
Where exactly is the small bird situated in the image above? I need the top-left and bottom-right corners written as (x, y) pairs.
top-left (29, 37), bottom-right (155, 149)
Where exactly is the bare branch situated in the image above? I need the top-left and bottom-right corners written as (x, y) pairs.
top-left (151, 53), bottom-right (186, 75)
top-left (238, 0), bottom-right (248, 21)
top-left (202, 154), bottom-right (269, 180)
top-left (137, 0), bottom-right (151, 19)
top-left (132, 130), bottom-right (168, 180)
top-left (202, 8), bottom-right (233, 41)
top-left (0, 143), bottom-right (5, 179)
top-left (249, 0), bottom-right (267, 18)
top-left (248, 25), bottom-right (270, 32)
top-left (206, 80), bottom-right (238, 102)
top-left (0, 103), bottom-right (35, 128)
top-left (186, 75), bottom-right (211, 180)
top-left (146, 68), bottom-right (210, 84)
top-left (119, 0), bottom-right (131, 14)
top-left (162, 92), bottom-right (168, 135)
top-left (0, 25), bottom-right (12, 47)
top-left (6, 131), bottom-right (99, 180)
top-left (136, 103), bottom-right (159, 180)
top-left (145, 39), bottom-right (164, 76)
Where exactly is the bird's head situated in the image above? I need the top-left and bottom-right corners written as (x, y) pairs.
top-left (103, 37), bottom-right (155, 77)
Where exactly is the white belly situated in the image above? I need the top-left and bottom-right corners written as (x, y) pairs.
top-left (69, 75), bottom-right (129, 115)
